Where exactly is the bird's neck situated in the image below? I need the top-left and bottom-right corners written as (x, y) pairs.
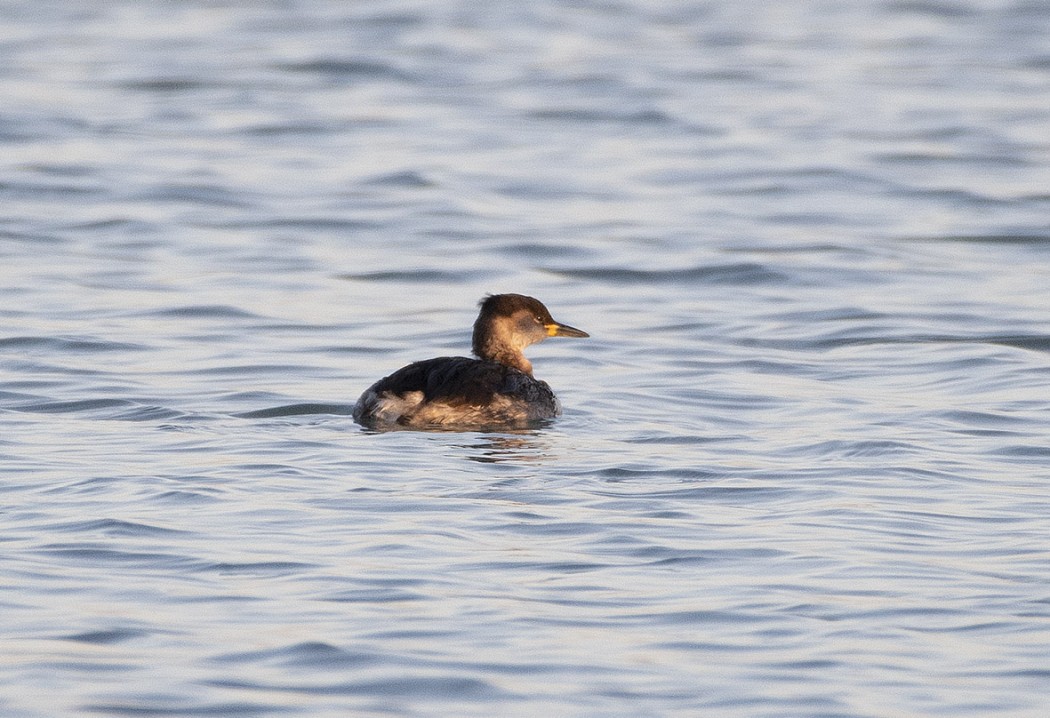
top-left (485, 347), bottom-right (532, 376)
top-left (473, 325), bottom-right (534, 376)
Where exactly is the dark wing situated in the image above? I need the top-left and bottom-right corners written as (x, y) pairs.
top-left (368, 357), bottom-right (516, 406)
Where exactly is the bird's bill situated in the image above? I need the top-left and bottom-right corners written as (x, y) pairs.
top-left (546, 322), bottom-right (589, 338)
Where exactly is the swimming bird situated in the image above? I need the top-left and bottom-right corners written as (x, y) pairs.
top-left (353, 294), bottom-right (589, 429)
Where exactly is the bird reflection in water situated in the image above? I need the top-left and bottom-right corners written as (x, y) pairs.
top-left (459, 431), bottom-right (553, 464)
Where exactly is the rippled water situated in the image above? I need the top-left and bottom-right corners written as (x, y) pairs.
top-left (3, 1), bottom-right (1050, 716)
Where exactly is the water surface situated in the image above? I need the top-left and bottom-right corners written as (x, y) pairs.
top-left (2, 1), bottom-right (1049, 716)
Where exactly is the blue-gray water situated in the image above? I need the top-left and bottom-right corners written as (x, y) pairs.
top-left (3, 1), bottom-right (1049, 716)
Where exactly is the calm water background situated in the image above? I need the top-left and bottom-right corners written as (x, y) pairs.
top-left (3, 1), bottom-right (1050, 716)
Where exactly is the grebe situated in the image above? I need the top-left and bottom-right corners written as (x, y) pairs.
top-left (353, 294), bottom-right (589, 429)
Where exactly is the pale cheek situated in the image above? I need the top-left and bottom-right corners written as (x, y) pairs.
top-left (519, 327), bottom-right (547, 350)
